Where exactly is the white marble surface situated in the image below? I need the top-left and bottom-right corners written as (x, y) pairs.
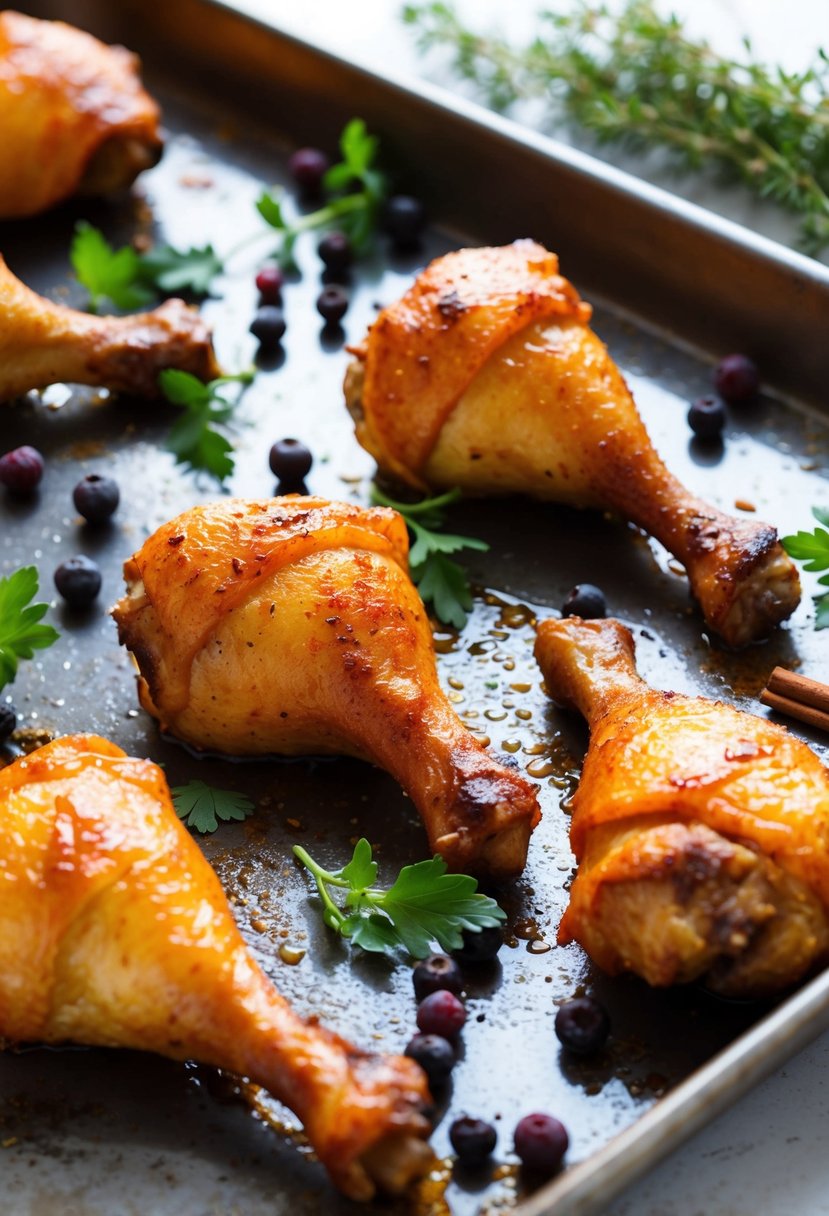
top-left (247, 3), bottom-right (828, 1214)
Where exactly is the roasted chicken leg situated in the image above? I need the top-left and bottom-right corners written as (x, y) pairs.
top-left (534, 616), bottom-right (829, 997)
top-left (113, 496), bottom-right (541, 879)
top-left (0, 11), bottom-right (162, 218)
top-left (346, 241), bottom-right (800, 647)
top-left (0, 255), bottom-right (219, 400)
top-left (0, 734), bottom-right (431, 1198)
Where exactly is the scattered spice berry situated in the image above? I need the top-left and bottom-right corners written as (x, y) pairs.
top-left (0, 703), bottom-right (16, 743)
top-left (250, 305), bottom-right (286, 349)
top-left (416, 989), bottom-right (466, 1037)
top-left (382, 194), bottom-right (426, 248)
top-left (687, 395), bottom-right (726, 440)
top-left (404, 1033), bottom-right (455, 1087)
top-left (714, 353), bottom-right (759, 405)
top-left (317, 231), bottom-right (353, 275)
top-left (513, 1112), bottom-right (569, 1174)
top-left (72, 473), bottom-right (120, 523)
top-left (316, 285), bottom-right (349, 325)
top-left (269, 438), bottom-right (313, 489)
top-left (288, 146), bottom-right (330, 197)
top-left (255, 263), bottom-right (284, 304)
top-left (449, 1116), bottom-right (497, 1164)
top-left (451, 925), bottom-right (503, 964)
top-left (53, 555), bottom-right (102, 606)
top-left (0, 445), bottom-right (44, 496)
top-left (554, 996), bottom-right (611, 1055)
top-left (561, 584), bottom-right (606, 619)
top-left (413, 953), bottom-right (464, 1001)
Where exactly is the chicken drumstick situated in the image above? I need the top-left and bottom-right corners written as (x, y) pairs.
top-left (0, 11), bottom-right (162, 218)
top-left (534, 616), bottom-right (829, 997)
top-left (0, 734), bottom-right (431, 1199)
top-left (0, 256), bottom-right (219, 401)
top-left (113, 496), bottom-right (541, 879)
top-left (346, 241), bottom-right (800, 647)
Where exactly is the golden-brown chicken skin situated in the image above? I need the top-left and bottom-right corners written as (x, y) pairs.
top-left (0, 12), bottom-right (162, 218)
top-left (534, 617), bottom-right (829, 997)
top-left (113, 496), bottom-right (541, 880)
top-left (0, 734), bottom-right (431, 1199)
top-left (346, 241), bottom-right (800, 648)
top-left (0, 255), bottom-right (219, 401)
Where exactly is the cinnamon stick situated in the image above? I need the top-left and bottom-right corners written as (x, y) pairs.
top-left (760, 667), bottom-right (829, 735)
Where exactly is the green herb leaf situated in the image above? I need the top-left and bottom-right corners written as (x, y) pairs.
top-left (781, 509), bottom-right (829, 630)
top-left (370, 484), bottom-right (488, 629)
top-left (256, 190), bottom-right (287, 231)
top-left (171, 780), bottom-right (255, 834)
top-left (0, 567), bottom-right (59, 692)
top-left (814, 593), bottom-right (829, 630)
top-left (138, 243), bottom-right (223, 295)
top-left (293, 838), bottom-right (506, 958)
top-left (159, 368), bottom-right (254, 481)
top-left (71, 222), bottom-right (156, 313)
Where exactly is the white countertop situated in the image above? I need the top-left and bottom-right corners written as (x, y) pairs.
top-left (252, 3), bottom-right (828, 1213)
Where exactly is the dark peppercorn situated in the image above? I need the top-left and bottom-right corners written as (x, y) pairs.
top-left (317, 231), bottom-right (353, 275)
top-left (413, 953), bottom-right (463, 1001)
top-left (554, 996), bottom-right (611, 1055)
top-left (269, 438), bottom-right (313, 489)
top-left (451, 925), bottom-right (503, 964)
top-left (250, 305), bottom-right (286, 349)
top-left (513, 1113), bottom-right (569, 1174)
top-left (687, 395), bottom-right (726, 439)
top-left (0, 445), bottom-right (44, 495)
top-left (382, 194), bottom-right (426, 248)
top-left (404, 1033), bottom-right (455, 1087)
top-left (0, 703), bottom-right (16, 743)
top-left (316, 285), bottom-right (348, 325)
top-left (73, 474), bottom-right (120, 523)
top-left (714, 353), bottom-right (759, 405)
top-left (255, 263), bottom-right (284, 304)
top-left (561, 584), bottom-right (606, 620)
top-left (416, 989), bottom-right (466, 1037)
top-left (449, 1116), bottom-right (497, 1164)
top-left (288, 147), bottom-right (330, 198)
top-left (54, 555), bottom-right (102, 606)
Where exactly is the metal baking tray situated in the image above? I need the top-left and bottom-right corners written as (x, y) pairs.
top-left (2, 3), bottom-right (828, 1214)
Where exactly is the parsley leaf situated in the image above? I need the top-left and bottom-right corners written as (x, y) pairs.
top-left (71, 221), bottom-right (156, 313)
top-left (138, 243), bottom-right (223, 295)
top-left (782, 507), bottom-right (829, 630)
top-left (159, 369), bottom-right (254, 481)
top-left (293, 838), bottom-right (506, 958)
top-left (257, 117), bottom-right (389, 268)
top-left (171, 780), bottom-right (255, 834)
top-left (370, 485), bottom-right (488, 629)
top-left (0, 567), bottom-right (60, 692)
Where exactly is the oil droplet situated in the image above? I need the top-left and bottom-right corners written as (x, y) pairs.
top-left (499, 604), bottom-right (536, 629)
top-left (502, 658), bottom-right (516, 672)
top-left (278, 944), bottom-right (306, 965)
top-left (527, 939), bottom-right (551, 954)
top-left (448, 676), bottom-right (465, 690)
top-left (501, 738), bottom-right (521, 754)
top-left (527, 758), bottom-right (557, 778)
top-left (510, 682), bottom-right (532, 693)
top-left (515, 708), bottom-right (532, 720)
top-left (523, 742), bottom-right (546, 756)
top-left (485, 708), bottom-right (507, 722)
top-left (449, 691), bottom-right (464, 704)
top-left (471, 733), bottom-right (491, 747)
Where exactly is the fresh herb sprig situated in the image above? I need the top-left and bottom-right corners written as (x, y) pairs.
top-left (293, 837), bottom-right (505, 957)
top-left (257, 118), bottom-right (389, 268)
top-left (71, 221), bottom-right (223, 312)
top-left (159, 368), bottom-right (255, 482)
top-left (404, 0), bottom-right (829, 255)
top-left (782, 507), bottom-right (829, 629)
top-left (0, 567), bottom-right (59, 692)
top-left (371, 485), bottom-right (488, 630)
top-left (171, 779), bottom-right (256, 834)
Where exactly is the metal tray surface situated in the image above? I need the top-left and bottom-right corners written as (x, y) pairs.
top-left (1, 5), bottom-right (828, 1216)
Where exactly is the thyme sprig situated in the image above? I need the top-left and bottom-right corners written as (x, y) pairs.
top-left (403, 0), bottom-right (829, 254)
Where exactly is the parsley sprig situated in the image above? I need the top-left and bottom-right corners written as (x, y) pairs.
top-left (293, 837), bottom-right (505, 957)
top-left (782, 507), bottom-right (829, 629)
top-left (0, 567), bottom-right (59, 692)
top-left (405, 0), bottom-right (829, 255)
top-left (159, 368), bottom-right (254, 482)
top-left (171, 779), bottom-right (256, 833)
top-left (370, 485), bottom-right (488, 629)
top-left (71, 221), bottom-right (223, 312)
top-left (257, 118), bottom-right (389, 269)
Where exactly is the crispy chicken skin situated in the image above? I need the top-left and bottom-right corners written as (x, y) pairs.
top-left (534, 617), bottom-right (829, 997)
top-left (345, 241), bottom-right (800, 647)
top-left (0, 734), bottom-right (432, 1199)
top-left (113, 497), bottom-right (540, 879)
top-left (0, 256), bottom-right (220, 400)
top-left (0, 12), bottom-right (162, 218)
